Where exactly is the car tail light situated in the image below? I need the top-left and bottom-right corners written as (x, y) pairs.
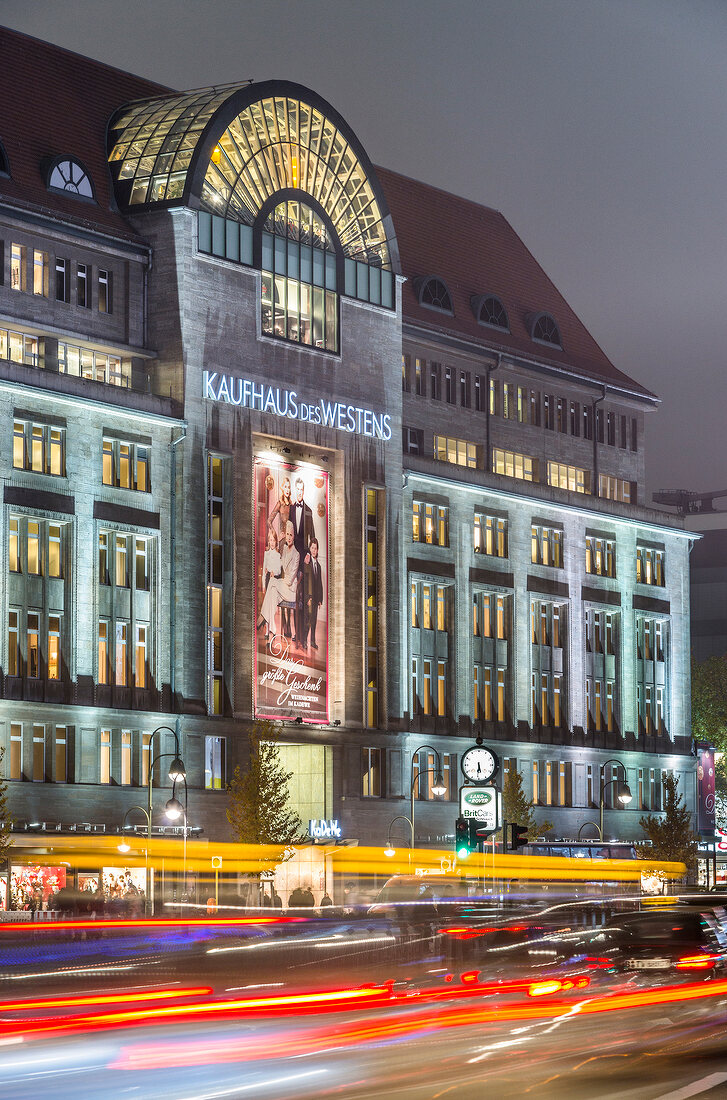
top-left (527, 976), bottom-right (590, 997)
top-left (675, 953), bottom-right (719, 970)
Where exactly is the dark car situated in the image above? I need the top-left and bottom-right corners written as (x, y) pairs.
top-left (602, 906), bottom-right (727, 980)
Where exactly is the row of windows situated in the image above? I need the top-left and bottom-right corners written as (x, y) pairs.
top-left (411, 500), bottom-right (663, 584)
top-left (7, 423), bottom-right (150, 491)
top-left (5, 243), bottom-right (112, 313)
top-left (407, 432), bottom-right (637, 503)
top-left (402, 356), bottom-right (638, 452)
top-left (9, 517), bottom-right (153, 588)
top-left (0, 327), bottom-right (130, 388)
top-left (361, 747), bottom-right (457, 800)
top-left (4, 725), bottom-right (226, 792)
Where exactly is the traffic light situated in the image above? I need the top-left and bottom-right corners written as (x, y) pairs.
top-left (455, 817), bottom-right (477, 858)
top-left (509, 823), bottom-right (529, 852)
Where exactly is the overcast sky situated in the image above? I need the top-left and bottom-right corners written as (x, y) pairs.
top-left (3, 0), bottom-right (725, 497)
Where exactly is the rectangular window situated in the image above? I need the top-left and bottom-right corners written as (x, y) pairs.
top-left (445, 366), bottom-right (454, 404)
top-left (473, 664), bottom-right (480, 718)
top-left (585, 536), bottom-right (616, 577)
top-left (423, 659), bottom-right (433, 715)
top-left (474, 514), bottom-right (508, 557)
top-left (12, 421), bottom-right (65, 476)
top-left (636, 546), bottom-right (665, 587)
top-left (207, 454), bottom-right (225, 715)
top-left (33, 724), bottom-right (45, 781)
top-left (543, 394), bottom-right (554, 430)
top-left (115, 621), bottom-right (128, 685)
top-left (135, 537), bottom-right (149, 590)
top-left (490, 377), bottom-right (498, 415)
top-left (98, 532), bottom-right (109, 585)
top-left (434, 434), bottom-right (478, 468)
top-left (8, 611), bottom-right (18, 676)
top-left (9, 517), bottom-right (19, 573)
top-left (599, 474), bottom-right (633, 503)
top-left (557, 398), bottom-right (567, 433)
top-left (76, 262), bottom-right (90, 308)
top-left (492, 447), bottom-right (535, 482)
top-left (531, 525), bottom-right (563, 567)
top-left (10, 723), bottom-right (22, 779)
top-left (115, 534), bottom-right (128, 587)
top-left (10, 243), bottom-right (25, 291)
top-left (436, 585), bottom-right (446, 632)
top-left (121, 730), bottom-right (132, 786)
top-left (401, 354), bottom-right (410, 393)
top-left (54, 726), bottom-right (67, 783)
top-left (547, 461), bottom-right (590, 494)
top-left (545, 760), bottom-right (554, 805)
top-left (553, 674), bottom-right (562, 728)
top-left (530, 389), bottom-right (540, 425)
top-left (58, 342), bottom-right (129, 387)
top-left (141, 732), bottom-right (152, 788)
top-left (517, 386), bottom-right (528, 423)
top-left (460, 371), bottom-right (470, 407)
top-left (102, 438), bottom-right (150, 492)
top-left (474, 375), bottom-right (483, 411)
top-left (422, 584), bottom-right (432, 630)
top-left (607, 411), bottom-right (616, 446)
top-left (413, 357), bottom-right (424, 396)
top-left (430, 362), bottom-right (440, 400)
top-left (411, 657), bottom-right (420, 715)
top-left (483, 667), bottom-right (493, 720)
top-left (205, 735), bottom-right (227, 790)
top-left (98, 621), bottom-right (109, 684)
top-left (496, 667), bottom-right (506, 722)
top-left (412, 501), bottom-right (448, 546)
top-left (55, 257), bottom-right (70, 302)
top-left (570, 401), bottom-right (580, 436)
top-left (100, 729), bottom-right (111, 784)
top-left (98, 269), bottom-right (112, 313)
top-left (33, 250), bottom-right (48, 296)
top-left (135, 625), bottom-right (147, 688)
top-left (27, 612), bottom-right (40, 677)
top-left (47, 615), bottom-right (61, 680)
top-left (48, 525), bottom-right (62, 577)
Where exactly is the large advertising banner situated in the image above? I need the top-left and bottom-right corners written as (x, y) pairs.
top-left (696, 741), bottom-right (716, 835)
top-left (254, 456), bottom-right (329, 724)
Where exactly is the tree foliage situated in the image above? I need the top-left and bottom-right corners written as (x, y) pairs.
top-left (691, 653), bottom-right (727, 749)
top-left (0, 748), bottom-right (11, 866)
top-left (637, 774), bottom-right (697, 870)
top-left (226, 719), bottom-right (305, 857)
top-left (501, 769), bottom-right (553, 840)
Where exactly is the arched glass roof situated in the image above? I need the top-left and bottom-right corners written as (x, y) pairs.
top-left (108, 82), bottom-right (397, 270)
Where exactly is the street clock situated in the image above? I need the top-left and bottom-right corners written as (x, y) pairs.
top-left (461, 745), bottom-right (499, 784)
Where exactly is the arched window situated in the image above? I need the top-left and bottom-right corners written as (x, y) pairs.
top-left (531, 312), bottom-right (561, 348)
top-left (260, 198), bottom-right (339, 352)
top-left (418, 276), bottom-right (453, 314)
top-left (47, 158), bottom-right (94, 199)
top-left (472, 294), bottom-right (508, 331)
top-left (0, 141), bottom-right (9, 178)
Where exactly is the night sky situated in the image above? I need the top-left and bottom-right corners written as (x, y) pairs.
top-left (4, 0), bottom-right (725, 498)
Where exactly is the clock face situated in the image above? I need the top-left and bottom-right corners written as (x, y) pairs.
top-left (461, 746), bottom-right (498, 783)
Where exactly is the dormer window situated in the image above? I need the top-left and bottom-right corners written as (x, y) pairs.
top-left (47, 158), bottom-right (94, 199)
top-left (531, 312), bottom-right (561, 348)
top-left (472, 294), bottom-right (508, 331)
top-left (418, 276), bottom-right (453, 315)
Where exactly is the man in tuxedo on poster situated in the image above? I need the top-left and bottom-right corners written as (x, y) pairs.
top-left (302, 537), bottom-right (324, 650)
top-left (290, 476), bottom-right (315, 643)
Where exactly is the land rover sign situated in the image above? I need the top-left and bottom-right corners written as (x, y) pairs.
top-left (459, 784), bottom-right (500, 830)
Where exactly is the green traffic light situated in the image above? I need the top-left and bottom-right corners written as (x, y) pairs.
top-left (456, 845), bottom-right (470, 859)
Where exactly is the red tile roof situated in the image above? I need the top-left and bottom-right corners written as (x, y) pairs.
top-left (376, 166), bottom-right (657, 402)
top-left (0, 26), bottom-right (169, 243)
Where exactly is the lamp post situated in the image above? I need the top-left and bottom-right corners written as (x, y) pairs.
top-left (146, 721), bottom-right (186, 915)
top-left (117, 805), bottom-right (151, 909)
top-left (410, 744), bottom-right (447, 850)
top-left (384, 814), bottom-right (414, 858)
top-left (165, 773), bottom-right (189, 913)
top-left (599, 758), bottom-right (632, 840)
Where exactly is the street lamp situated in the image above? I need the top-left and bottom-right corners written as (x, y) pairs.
top-left (165, 773), bottom-right (189, 910)
top-left (410, 744), bottom-right (447, 850)
top-left (384, 814), bottom-right (414, 858)
top-left (147, 721), bottom-right (186, 915)
top-left (117, 805), bottom-right (151, 906)
top-left (581, 758), bottom-right (632, 840)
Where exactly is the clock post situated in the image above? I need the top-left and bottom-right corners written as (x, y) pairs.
top-left (458, 739), bottom-right (503, 885)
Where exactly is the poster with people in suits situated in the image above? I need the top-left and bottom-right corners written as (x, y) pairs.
top-left (254, 455), bottom-right (328, 723)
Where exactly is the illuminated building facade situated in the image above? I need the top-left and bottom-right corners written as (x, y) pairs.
top-left (0, 29), bottom-right (695, 904)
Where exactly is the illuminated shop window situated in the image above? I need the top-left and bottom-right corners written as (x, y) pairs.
top-left (260, 199), bottom-right (338, 352)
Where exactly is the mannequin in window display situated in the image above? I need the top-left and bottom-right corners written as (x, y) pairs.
top-left (302, 537), bottom-right (324, 650)
top-left (258, 519), bottom-right (299, 637)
